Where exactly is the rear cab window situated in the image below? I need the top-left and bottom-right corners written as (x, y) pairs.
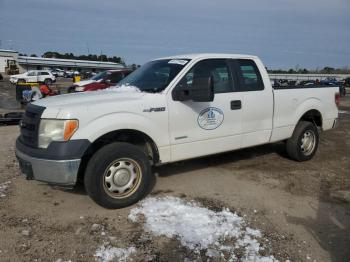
top-left (234, 59), bottom-right (264, 91)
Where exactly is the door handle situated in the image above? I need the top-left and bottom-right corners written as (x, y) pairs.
top-left (230, 100), bottom-right (241, 110)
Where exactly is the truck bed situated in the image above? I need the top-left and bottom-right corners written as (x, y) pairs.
top-left (270, 85), bottom-right (339, 142)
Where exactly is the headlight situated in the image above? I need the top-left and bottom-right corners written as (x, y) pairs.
top-left (75, 86), bottom-right (85, 92)
top-left (38, 119), bottom-right (79, 148)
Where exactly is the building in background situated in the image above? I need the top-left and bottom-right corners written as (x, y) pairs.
top-left (0, 49), bottom-right (19, 74)
top-left (0, 49), bottom-right (124, 74)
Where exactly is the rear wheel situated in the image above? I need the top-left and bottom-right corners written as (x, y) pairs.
top-left (286, 121), bottom-right (319, 161)
top-left (84, 142), bottom-right (153, 209)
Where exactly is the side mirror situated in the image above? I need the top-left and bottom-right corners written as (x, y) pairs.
top-left (172, 84), bottom-right (190, 101)
top-left (191, 76), bottom-right (214, 102)
top-left (172, 76), bottom-right (214, 102)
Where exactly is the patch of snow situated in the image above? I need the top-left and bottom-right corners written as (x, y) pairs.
top-left (339, 110), bottom-right (350, 114)
top-left (0, 181), bottom-right (10, 197)
top-left (129, 196), bottom-right (276, 261)
top-left (94, 246), bottom-right (136, 262)
top-left (105, 84), bottom-right (141, 93)
top-left (55, 259), bottom-right (72, 262)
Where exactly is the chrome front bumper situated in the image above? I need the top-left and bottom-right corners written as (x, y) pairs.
top-left (16, 149), bottom-right (80, 186)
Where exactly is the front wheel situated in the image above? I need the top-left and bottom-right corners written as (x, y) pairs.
top-left (286, 121), bottom-right (319, 161)
top-left (84, 142), bottom-right (153, 209)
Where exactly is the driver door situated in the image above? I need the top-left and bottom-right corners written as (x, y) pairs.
top-left (168, 59), bottom-right (243, 161)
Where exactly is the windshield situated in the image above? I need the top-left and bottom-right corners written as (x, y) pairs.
top-left (117, 59), bottom-right (190, 92)
top-left (91, 71), bottom-right (108, 81)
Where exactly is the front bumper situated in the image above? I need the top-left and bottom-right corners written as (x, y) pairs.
top-left (15, 138), bottom-right (91, 186)
top-left (16, 149), bottom-right (80, 186)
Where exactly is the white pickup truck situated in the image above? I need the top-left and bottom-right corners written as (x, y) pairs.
top-left (15, 54), bottom-right (339, 208)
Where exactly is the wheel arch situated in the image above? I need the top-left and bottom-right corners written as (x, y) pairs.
top-left (77, 129), bottom-right (159, 183)
top-left (298, 109), bottom-right (323, 129)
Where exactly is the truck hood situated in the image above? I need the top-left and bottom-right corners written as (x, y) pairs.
top-left (33, 88), bottom-right (146, 110)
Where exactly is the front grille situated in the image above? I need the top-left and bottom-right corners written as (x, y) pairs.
top-left (19, 104), bottom-right (45, 148)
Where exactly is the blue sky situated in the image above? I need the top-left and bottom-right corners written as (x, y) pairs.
top-left (0, 0), bottom-right (349, 69)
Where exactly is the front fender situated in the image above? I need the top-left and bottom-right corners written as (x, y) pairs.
top-left (71, 112), bottom-right (169, 148)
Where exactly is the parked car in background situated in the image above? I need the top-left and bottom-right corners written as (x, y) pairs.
top-left (320, 77), bottom-right (337, 86)
top-left (68, 69), bottom-right (133, 92)
top-left (9, 70), bottom-right (56, 85)
top-left (51, 68), bottom-right (65, 77)
top-left (65, 70), bottom-right (80, 78)
top-left (344, 77), bottom-right (350, 87)
top-left (320, 77), bottom-right (346, 96)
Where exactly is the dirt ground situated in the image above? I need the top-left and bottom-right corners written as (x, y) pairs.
top-left (0, 78), bottom-right (349, 262)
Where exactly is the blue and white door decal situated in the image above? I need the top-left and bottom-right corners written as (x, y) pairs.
top-left (197, 107), bottom-right (224, 130)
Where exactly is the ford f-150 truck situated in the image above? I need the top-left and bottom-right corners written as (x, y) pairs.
top-left (15, 54), bottom-right (339, 209)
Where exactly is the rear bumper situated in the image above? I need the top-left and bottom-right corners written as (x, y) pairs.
top-left (323, 117), bottom-right (339, 131)
top-left (16, 149), bottom-right (80, 186)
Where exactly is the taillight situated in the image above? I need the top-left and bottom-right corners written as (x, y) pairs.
top-left (335, 92), bottom-right (340, 108)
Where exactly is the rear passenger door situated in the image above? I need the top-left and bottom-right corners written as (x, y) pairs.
top-left (230, 59), bottom-right (273, 148)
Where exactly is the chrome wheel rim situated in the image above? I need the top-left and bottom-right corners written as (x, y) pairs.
top-left (300, 130), bottom-right (316, 156)
top-left (103, 158), bottom-right (142, 199)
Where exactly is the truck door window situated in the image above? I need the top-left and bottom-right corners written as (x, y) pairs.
top-left (237, 59), bottom-right (264, 91)
top-left (27, 71), bottom-right (36, 76)
top-left (176, 59), bottom-right (233, 93)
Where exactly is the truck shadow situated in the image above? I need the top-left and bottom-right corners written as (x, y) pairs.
top-left (62, 142), bottom-right (287, 196)
top-left (155, 142), bottom-right (287, 177)
top-left (285, 178), bottom-right (350, 262)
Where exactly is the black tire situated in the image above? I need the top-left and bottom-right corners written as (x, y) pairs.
top-left (44, 79), bottom-right (52, 85)
top-left (286, 121), bottom-right (319, 161)
top-left (84, 142), bottom-right (153, 209)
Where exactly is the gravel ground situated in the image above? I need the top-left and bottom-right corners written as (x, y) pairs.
top-left (0, 78), bottom-right (349, 262)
